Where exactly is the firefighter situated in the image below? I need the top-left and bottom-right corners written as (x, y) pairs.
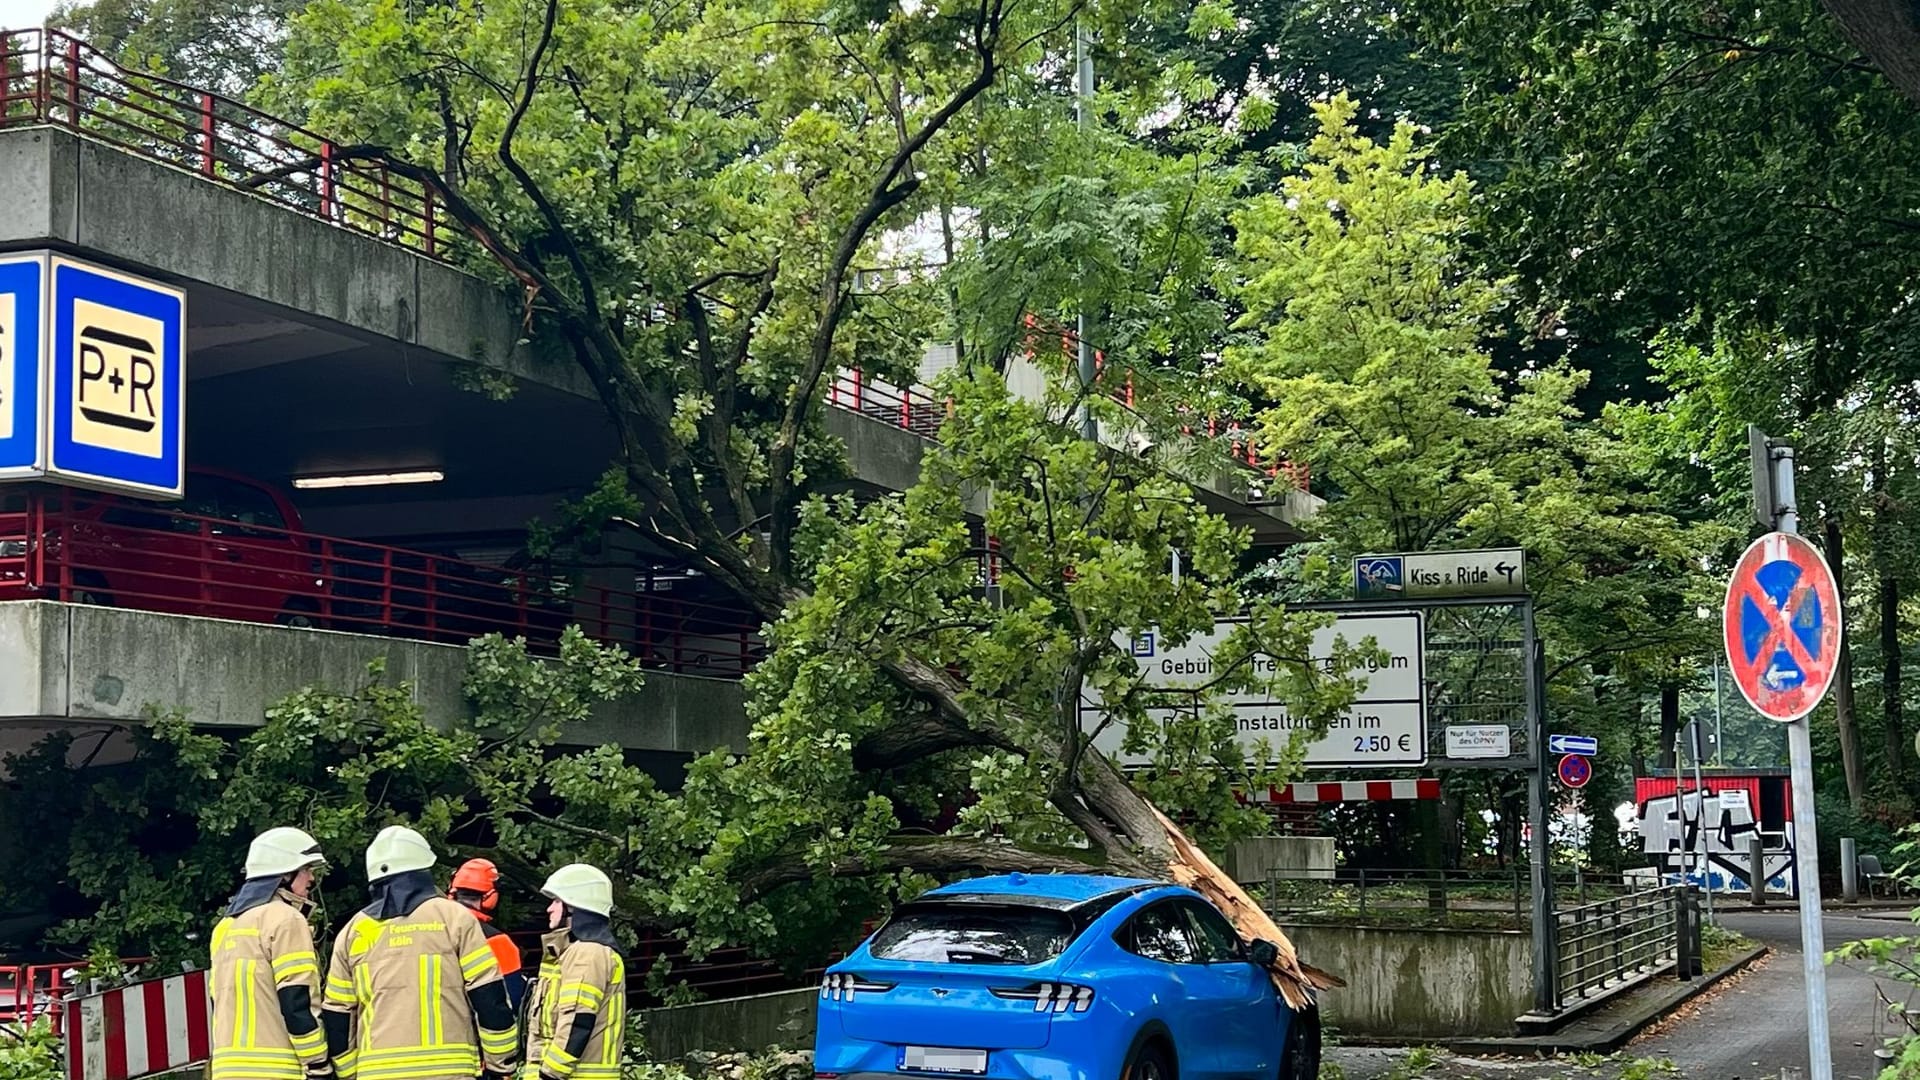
top-left (523, 865), bottom-right (625, 1080)
top-left (210, 827), bottom-right (331, 1080)
top-left (448, 858), bottom-right (527, 1011)
top-left (320, 826), bottom-right (520, 1080)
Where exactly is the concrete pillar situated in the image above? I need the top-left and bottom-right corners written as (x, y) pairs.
top-left (1750, 834), bottom-right (1766, 906)
top-left (1841, 837), bottom-right (1859, 903)
top-left (570, 527), bottom-right (644, 653)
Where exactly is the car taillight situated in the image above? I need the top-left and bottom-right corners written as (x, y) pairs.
top-left (819, 973), bottom-right (895, 1002)
top-left (991, 982), bottom-right (1095, 1013)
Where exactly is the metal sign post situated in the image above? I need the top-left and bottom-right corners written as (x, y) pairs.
top-left (1736, 430), bottom-right (1835, 1080)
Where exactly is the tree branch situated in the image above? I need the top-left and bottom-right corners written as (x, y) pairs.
top-left (739, 836), bottom-right (1101, 898)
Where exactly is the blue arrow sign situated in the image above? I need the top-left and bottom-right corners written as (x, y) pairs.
top-left (1548, 734), bottom-right (1598, 757)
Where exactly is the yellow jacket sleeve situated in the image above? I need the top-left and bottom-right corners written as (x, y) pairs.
top-left (321, 920), bottom-right (362, 1078)
top-left (453, 911), bottom-right (517, 1073)
top-left (266, 911), bottom-right (327, 1067)
top-left (536, 946), bottom-right (610, 1080)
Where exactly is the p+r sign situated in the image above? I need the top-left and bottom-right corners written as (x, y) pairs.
top-left (0, 253), bottom-right (185, 499)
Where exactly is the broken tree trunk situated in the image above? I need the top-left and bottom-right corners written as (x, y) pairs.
top-left (1150, 808), bottom-right (1343, 1011)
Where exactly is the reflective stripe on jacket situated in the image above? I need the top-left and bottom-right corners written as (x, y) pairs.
top-left (523, 936), bottom-right (624, 1080)
top-left (322, 896), bottom-right (517, 1080)
top-left (210, 895), bottom-right (326, 1080)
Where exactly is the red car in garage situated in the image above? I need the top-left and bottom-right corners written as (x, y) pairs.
top-left (0, 469), bottom-right (329, 626)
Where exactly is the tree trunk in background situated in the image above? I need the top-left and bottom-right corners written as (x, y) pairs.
top-left (1826, 516), bottom-right (1867, 811)
top-left (1871, 441), bottom-right (1906, 801)
top-left (1883, 567), bottom-right (1905, 797)
top-left (1820, 0), bottom-right (1920, 105)
top-left (1414, 798), bottom-right (1447, 913)
top-left (1657, 683), bottom-right (1681, 771)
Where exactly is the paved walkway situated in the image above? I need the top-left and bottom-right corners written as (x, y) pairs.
top-left (1325, 909), bottom-right (1907, 1080)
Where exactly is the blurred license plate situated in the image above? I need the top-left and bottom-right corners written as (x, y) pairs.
top-left (902, 1047), bottom-right (987, 1074)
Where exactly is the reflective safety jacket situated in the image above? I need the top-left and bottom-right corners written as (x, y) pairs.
top-left (209, 888), bottom-right (327, 1080)
top-left (322, 894), bottom-right (519, 1080)
top-left (477, 921), bottom-right (526, 1013)
top-left (522, 927), bottom-right (625, 1080)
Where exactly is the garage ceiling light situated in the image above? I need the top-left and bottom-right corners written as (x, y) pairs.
top-left (293, 470), bottom-right (445, 490)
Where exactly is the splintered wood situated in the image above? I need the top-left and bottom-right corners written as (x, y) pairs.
top-left (1151, 807), bottom-right (1343, 1011)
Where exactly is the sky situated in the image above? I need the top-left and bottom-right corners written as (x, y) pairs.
top-left (0, 0), bottom-right (57, 29)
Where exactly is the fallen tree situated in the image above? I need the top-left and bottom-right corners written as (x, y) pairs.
top-left (243, 0), bottom-right (1369, 1004)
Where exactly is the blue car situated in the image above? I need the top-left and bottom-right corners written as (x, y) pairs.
top-left (813, 874), bottom-right (1321, 1080)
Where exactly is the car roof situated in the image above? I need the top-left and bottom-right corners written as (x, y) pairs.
top-left (917, 873), bottom-right (1166, 910)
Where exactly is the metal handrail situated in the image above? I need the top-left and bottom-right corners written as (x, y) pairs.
top-left (1553, 884), bottom-right (1684, 1006)
top-left (0, 487), bottom-right (766, 676)
top-left (0, 28), bottom-right (452, 259)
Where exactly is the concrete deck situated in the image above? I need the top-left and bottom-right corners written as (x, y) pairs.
top-left (0, 600), bottom-right (748, 765)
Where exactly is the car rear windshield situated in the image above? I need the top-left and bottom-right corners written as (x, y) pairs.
top-left (869, 903), bottom-right (1078, 965)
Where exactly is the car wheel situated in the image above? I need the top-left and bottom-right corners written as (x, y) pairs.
top-left (1123, 1040), bottom-right (1175, 1080)
top-left (1278, 1002), bottom-right (1321, 1080)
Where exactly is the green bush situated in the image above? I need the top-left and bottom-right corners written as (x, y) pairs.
top-left (0, 1020), bottom-right (63, 1080)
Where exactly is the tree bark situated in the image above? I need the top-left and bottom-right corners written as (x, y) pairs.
top-left (1150, 809), bottom-right (1342, 1008)
top-left (1657, 683), bottom-right (1681, 772)
top-left (1820, 0), bottom-right (1920, 105)
top-left (1826, 516), bottom-right (1867, 810)
top-left (1881, 571), bottom-right (1904, 794)
top-left (1869, 437), bottom-right (1906, 799)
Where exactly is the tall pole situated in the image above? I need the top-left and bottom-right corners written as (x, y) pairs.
top-left (1771, 441), bottom-right (1834, 1080)
top-left (1074, 19), bottom-right (1097, 442)
top-left (1689, 720), bottom-right (1715, 921)
top-left (1526, 611), bottom-right (1556, 1014)
top-left (1712, 654), bottom-right (1724, 766)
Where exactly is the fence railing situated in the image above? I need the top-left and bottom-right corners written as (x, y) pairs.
top-left (0, 964), bottom-right (70, 1034)
top-left (0, 29), bottom-right (457, 261)
top-left (1554, 884), bottom-right (1691, 1008)
top-left (1256, 866), bottom-right (1649, 928)
top-left (0, 487), bottom-right (765, 677)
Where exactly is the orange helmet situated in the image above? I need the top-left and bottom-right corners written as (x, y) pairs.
top-left (449, 858), bottom-right (500, 915)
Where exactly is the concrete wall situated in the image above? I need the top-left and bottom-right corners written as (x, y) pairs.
top-left (634, 988), bottom-right (816, 1058)
top-left (1284, 924), bottom-right (1533, 1039)
top-left (0, 128), bottom-right (586, 394)
top-left (1226, 836), bottom-right (1335, 882)
top-left (0, 600), bottom-right (748, 755)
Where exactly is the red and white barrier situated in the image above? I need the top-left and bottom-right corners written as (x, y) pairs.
top-left (64, 971), bottom-right (209, 1080)
top-left (1249, 779), bottom-right (1441, 803)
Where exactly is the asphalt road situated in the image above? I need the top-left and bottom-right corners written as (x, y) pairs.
top-left (1629, 910), bottom-right (1900, 1079)
top-left (1325, 909), bottom-right (1912, 1080)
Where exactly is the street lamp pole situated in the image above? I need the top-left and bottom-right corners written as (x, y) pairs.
top-left (1074, 19), bottom-right (1096, 442)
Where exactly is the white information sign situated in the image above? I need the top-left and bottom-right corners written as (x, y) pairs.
top-left (1446, 724), bottom-right (1513, 760)
top-left (1084, 611), bottom-right (1427, 769)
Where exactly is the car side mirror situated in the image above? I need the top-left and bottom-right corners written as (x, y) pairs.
top-left (1248, 939), bottom-right (1279, 968)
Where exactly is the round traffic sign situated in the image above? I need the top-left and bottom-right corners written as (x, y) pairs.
top-left (1722, 531), bottom-right (1843, 722)
top-left (1557, 753), bottom-right (1591, 789)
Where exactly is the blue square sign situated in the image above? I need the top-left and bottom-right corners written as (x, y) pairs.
top-left (47, 256), bottom-right (186, 499)
top-left (0, 255), bottom-right (46, 478)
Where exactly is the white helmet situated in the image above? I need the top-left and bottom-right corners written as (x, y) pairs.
top-left (245, 827), bottom-right (327, 880)
top-left (541, 864), bottom-right (614, 917)
top-left (365, 825), bottom-right (436, 881)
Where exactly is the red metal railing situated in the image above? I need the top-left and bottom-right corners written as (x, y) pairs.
top-left (0, 488), bottom-right (765, 677)
top-left (0, 965), bottom-right (69, 1033)
top-left (827, 368), bottom-right (951, 440)
top-left (0, 28), bottom-right (453, 260)
top-left (1020, 314), bottom-right (1312, 494)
